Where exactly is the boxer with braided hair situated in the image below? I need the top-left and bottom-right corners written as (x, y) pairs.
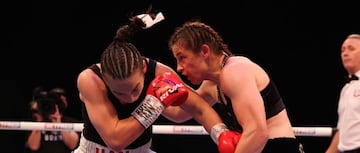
top-left (74, 13), bottom-right (237, 153)
top-left (168, 20), bottom-right (304, 153)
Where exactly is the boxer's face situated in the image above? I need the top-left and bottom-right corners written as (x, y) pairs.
top-left (104, 68), bottom-right (145, 103)
top-left (171, 44), bottom-right (208, 85)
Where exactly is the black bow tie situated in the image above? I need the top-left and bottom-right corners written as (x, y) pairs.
top-left (345, 74), bottom-right (359, 83)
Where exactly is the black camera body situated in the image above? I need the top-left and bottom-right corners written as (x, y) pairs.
top-left (31, 91), bottom-right (64, 121)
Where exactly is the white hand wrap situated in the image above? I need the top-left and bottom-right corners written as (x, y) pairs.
top-left (131, 95), bottom-right (164, 128)
top-left (210, 123), bottom-right (229, 145)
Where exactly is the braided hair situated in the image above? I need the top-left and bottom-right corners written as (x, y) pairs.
top-left (168, 20), bottom-right (232, 56)
top-left (100, 17), bottom-right (146, 79)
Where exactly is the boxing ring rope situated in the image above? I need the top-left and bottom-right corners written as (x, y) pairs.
top-left (0, 121), bottom-right (335, 137)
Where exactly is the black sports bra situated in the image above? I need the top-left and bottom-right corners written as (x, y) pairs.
top-left (214, 80), bottom-right (285, 132)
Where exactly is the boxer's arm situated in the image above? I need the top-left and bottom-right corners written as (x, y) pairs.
top-left (132, 72), bottom-right (189, 128)
top-left (77, 69), bottom-right (145, 151)
top-left (162, 106), bottom-right (193, 123)
top-left (155, 61), bottom-right (230, 135)
top-left (221, 62), bottom-right (269, 153)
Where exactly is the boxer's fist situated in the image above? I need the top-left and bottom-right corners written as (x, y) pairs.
top-left (218, 131), bottom-right (242, 153)
top-left (132, 72), bottom-right (189, 128)
top-left (147, 72), bottom-right (188, 106)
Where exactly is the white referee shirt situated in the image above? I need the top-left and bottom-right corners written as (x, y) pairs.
top-left (337, 71), bottom-right (360, 151)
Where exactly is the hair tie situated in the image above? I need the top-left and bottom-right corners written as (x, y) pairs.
top-left (136, 12), bottom-right (165, 29)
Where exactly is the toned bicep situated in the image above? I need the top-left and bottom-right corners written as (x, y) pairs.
top-left (221, 66), bottom-right (267, 129)
top-left (77, 71), bottom-right (119, 139)
top-left (77, 69), bottom-right (145, 150)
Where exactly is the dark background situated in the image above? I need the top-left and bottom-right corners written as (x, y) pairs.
top-left (1, 0), bottom-right (359, 153)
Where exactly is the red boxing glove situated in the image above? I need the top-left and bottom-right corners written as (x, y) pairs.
top-left (132, 72), bottom-right (188, 128)
top-left (218, 131), bottom-right (242, 153)
top-left (147, 72), bottom-right (189, 106)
